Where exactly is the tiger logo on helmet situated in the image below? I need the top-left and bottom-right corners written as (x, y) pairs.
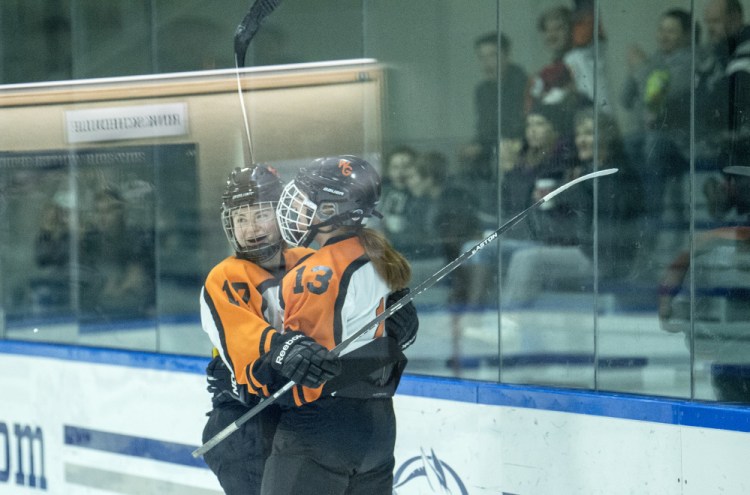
top-left (276, 155), bottom-right (382, 247)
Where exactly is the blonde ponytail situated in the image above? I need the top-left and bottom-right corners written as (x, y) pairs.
top-left (357, 228), bottom-right (411, 290)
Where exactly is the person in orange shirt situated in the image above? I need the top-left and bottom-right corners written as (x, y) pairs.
top-left (200, 165), bottom-right (324, 494)
top-left (260, 155), bottom-right (414, 495)
top-left (200, 164), bottom-right (417, 494)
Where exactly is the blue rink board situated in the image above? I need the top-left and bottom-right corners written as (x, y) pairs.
top-left (2, 339), bottom-right (750, 433)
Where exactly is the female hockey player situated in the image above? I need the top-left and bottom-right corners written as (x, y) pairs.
top-left (260, 155), bottom-right (414, 495)
top-left (200, 164), bottom-right (417, 494)
top-left (200, 165), bottom-right (321, 494)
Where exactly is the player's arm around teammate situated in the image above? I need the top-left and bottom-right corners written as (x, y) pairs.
top-left (200, 165), bottom-right (325, 495)
top-left (199, 164), bottom-right (418, 495)
top-left (260, 155), bottom-right (417, 495)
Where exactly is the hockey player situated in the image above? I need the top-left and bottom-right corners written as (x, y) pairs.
top-left (200, 165), bottom-right (315, 495)
top-left (260, 155), bottom-right (414, 495)
top-left (200, 164), bottom-right (417, 494)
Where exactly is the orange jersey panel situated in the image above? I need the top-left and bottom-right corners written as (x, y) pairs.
top-left (280, 235), bottom-right (390, 405)
top-left (200, 248), bottom-right (313, 396)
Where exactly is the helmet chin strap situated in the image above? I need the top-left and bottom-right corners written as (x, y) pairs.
top-left (300, 210), bottom-right (364, 247)
top-left (299, 221), bottom-right (331, 247)
top-left (237, 240), bottom-right (282, 264)
top-left (299, 207), bottom-right (383, 247)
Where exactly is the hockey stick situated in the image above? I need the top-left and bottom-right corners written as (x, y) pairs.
top-left (192, 167), bottom-right (618, 458)
top-left (235, 0), bottom-right (282, 69)
top-left (724, 166), bottom-right (750, 177)
top-left (233, 0), bottom-right (282, 166)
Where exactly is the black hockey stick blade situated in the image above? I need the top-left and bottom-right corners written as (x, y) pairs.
top-left (192, 167), bottom-right (618, 458)
top-left (233, 0), bottom-right (281, 168)
top-left (234, 0), bottom-right (282, 68)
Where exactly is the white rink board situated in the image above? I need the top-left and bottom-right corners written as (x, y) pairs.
top-left (2, 341), bottom-right (750, 495)
top-left (392, 395), bottom-right (684, 494)
top-left (393, 376), bottom-right (750, 494)
top-left (0, 344), bottom-right (221, 495)
top-left (392, 396), bottom-right (505, 494)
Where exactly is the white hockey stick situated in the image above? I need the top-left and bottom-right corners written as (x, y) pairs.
top-left (192, 167), bottom-right (619, 458)
top-left (724, 166), bottom-right (750, 177)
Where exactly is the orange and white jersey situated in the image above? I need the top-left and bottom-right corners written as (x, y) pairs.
top-left (280, 234), bottom-right (390, 405)
top-left (200, 247), bottom-right (313, 397)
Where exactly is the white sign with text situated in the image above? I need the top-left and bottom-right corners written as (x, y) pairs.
top-left (65, 103), bottom-right (188, 143)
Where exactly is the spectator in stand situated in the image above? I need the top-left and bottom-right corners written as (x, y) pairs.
top-left (495, 33), bottom-right (529, 142)
top-left (78, 186), bottom-right (155, 321)
top-left (659, 154), bottom-right (750, 404)
top-left (526, 6), bottom-right (593, 109)
top-left (501, 100), bottom-right (575, 229)
top-left (379, 145), bottom-right (418, 255)
top-left (460, 32), bottom-right (528, 224)
top-left (490, 100), bottom-right (576, 291)
top-left (528, 6), bottom-right (575, 109)
top-left (568, 107), bottom-right (646, 279)
top-left (461, 32), bottom-right (528, 181)
top-left (527, 6), bottom-right (593, 140)
top-left (564, 0), bottom-right (612, 111)
top-left (698, 0), bottom-right (750, 137)
top-left (621, 8), bottom-right (697, 230)
top-left (502, 106), bottom-right (642, 307)
top-left (697, 0), bottom-right (750, 219)
top-left (32, 190), bottom-right (74, 315)
top-left (406, 151), bottom-right (481, 304)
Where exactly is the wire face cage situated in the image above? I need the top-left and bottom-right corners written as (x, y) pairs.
top-left (222, 201), bottom-right (281, 262)
top-left (276, 181), bottom-right (317, 247)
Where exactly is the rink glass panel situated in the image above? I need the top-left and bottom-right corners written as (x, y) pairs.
top-left (0, 63), bottom-right (384, 355)
top-left (2, 0), bottom-right (750, 404)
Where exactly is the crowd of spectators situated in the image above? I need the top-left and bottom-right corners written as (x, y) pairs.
top-left (32, 184), bottom-right (155, 322)
top-left (381, 0), bottom-right (750, 313)
top-left (4, 0), bottom-right (749, 404)
top-left (17, 0), bottom-right (748, 320)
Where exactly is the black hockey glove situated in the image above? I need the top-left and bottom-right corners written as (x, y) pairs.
top-left (385, 288), bottom-right (419, 350)
top-left (270, 331), bottom-right (342, 388)
top-left (206, 355), bottom-right (253, 406)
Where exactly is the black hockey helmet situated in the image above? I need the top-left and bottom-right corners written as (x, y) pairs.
top-left (221, 165), bottom-right (284, 263)
top-left (276, 155), bottom-right (382, 247)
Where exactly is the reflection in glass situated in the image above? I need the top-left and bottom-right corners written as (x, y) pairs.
top-left (2, 0), bottom-right (750, 405)
top-left (0, 145), bottom-right (202, 352)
